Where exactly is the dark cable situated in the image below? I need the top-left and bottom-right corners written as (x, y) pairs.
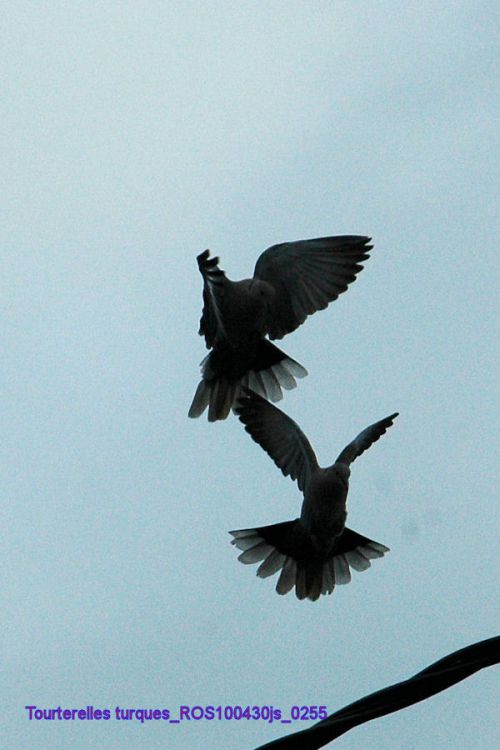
top-left (252, 635), bottom-right (500, 750)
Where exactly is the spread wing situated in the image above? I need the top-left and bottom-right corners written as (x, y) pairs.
top-left (336, 413), bottom-right (398, 466)
top-left (196, 250), bottom-right (229, 348)
top-left (253, 235), bottom-right (372, 340)
top-left (234, 388), bottom-right (318, 492)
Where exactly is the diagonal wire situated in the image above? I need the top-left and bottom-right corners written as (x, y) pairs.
top-left (252, 635), bottom-right (499, 750)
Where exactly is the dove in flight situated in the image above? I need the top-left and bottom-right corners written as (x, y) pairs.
top-left (230, 389), bottom-right (398, 601)
top-left (189, 235), bottom-right (372, 421)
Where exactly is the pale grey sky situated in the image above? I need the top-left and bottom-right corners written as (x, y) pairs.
top-left (2, 2), bottom-right (498, 748)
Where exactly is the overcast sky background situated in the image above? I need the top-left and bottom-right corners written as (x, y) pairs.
top-left (2, 2), bottom-right (498, 748)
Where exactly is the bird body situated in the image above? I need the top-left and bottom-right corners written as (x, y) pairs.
top-left (213, 278), bottom-right (272, 342)
top-left (301, 466), bottom-right (349, 547)
top-left (231, 389), bottom-right (398, 601)
top-left (189, 235), bottom-right (372, 420)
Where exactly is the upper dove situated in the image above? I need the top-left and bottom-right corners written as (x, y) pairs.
top-left (189, 235), bottom-right (372, 421)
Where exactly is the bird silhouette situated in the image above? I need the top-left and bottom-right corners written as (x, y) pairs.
top-left (189, 235), bottom-right (372, 421)
top-left (230, 389), bottom-right (398, 601)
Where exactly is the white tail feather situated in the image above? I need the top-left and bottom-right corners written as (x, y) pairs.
top-left (238, 542), bottom-right (274, 564)
top-left (229, 527), bottom-right (389, 600)
top-left (276, 557), bottom-right (297, 595)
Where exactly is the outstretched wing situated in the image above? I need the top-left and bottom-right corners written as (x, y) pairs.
top-left (253, 235), bottom-right (372, 340)
top-left (235, 388), bottom-right (318, 492)
top-left (196, 250), bottom-right (229, 348)
top-left (336, 413), bottom-right (398, 466)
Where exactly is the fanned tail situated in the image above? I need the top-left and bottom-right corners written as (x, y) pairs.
top-left (230, 521), bottom-right (389, 601)
top-left (188, 340), bottom-right (307, 421)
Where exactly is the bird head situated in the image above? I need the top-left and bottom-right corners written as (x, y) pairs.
top-left (331, 463), bottom-right (351, 489)
top-left (249, 278), bottom-right (275, 304)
